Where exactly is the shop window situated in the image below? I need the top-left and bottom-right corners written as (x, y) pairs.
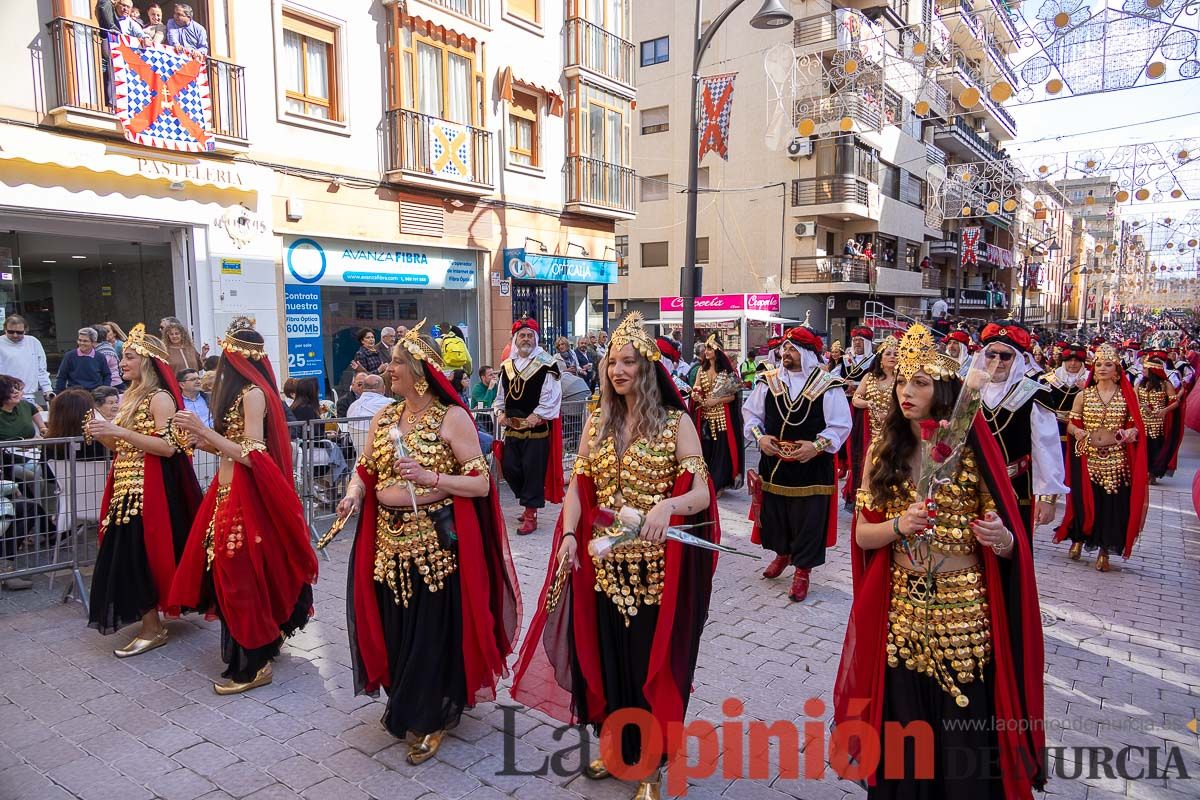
top-left (508, 89), bottom-right (540, 167)
top-left (696, 237), bottom-right (710, 264)
top-left (641, 241), bottom-right (668, 268)
top-left (640, 106), bottom-right (669, 135)
top-left (641, 36), bottom-right (669, 66)
top-left (640, 174), bottom-right (668, 202)
top-left (507, 0), bottom-right (539, 24)
top-left (282, 10), bottom-right (341, 121)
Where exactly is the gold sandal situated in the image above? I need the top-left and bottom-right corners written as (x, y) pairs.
top-left (407, 731), bottom-right (445, 765)
top-left (584, 757), bottom-right (610, 780)
top-left (213, 663), bottom-right (273, 696)
top-left (113, 628), bottom-right (168, 659)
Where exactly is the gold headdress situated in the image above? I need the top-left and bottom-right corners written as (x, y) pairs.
top-left (1092, 343), bottom-right (1119, 365)
top-left (607, 311), bottom-right (660, 362)
top-left (124, 323), bottom-right (169, 363)
top-left (704, 332), bottom-right (725, 351)
top-left (830, 339), bottom-right (845, 355)
top-left (879, 334), bottom-right (900, 352)
top-left (220, 316), bottom-right (265, 360)
top-left (399, 318), bottom-right (446, 369)
top-left (896, 323), bottom-right (959, 381)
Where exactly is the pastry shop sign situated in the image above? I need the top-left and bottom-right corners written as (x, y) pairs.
top-left (659, 293), bottom-right (780, 313)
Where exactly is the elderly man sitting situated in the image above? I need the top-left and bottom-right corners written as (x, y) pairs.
top-left (166, 3), bottom-right (209, 55)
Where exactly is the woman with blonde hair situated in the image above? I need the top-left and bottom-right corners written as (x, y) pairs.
top-left (103, 321), bottom-right (127, 359)
top-left (84, 324), bottom-right (202, 656)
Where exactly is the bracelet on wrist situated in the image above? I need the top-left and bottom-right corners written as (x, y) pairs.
top-left (892, 516), bottom-right (903, 539)
top-left (562, 531), bottom-right (576, 539)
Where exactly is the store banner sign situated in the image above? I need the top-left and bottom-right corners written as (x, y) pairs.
top-left (659, 293), bottom-right (781, 313)
top-left (503, 249), bottom-right (617, 284)
top-left (285, 237), bottom-right (476, 289)
top-left (284, 285), bottom-right (325, 381)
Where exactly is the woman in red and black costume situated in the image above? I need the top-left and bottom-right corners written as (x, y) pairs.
top-left (335, 323), bottom-right (519, 764)
top-left (1055, 344), bottom-right (1149, 570)
top-left (837, 326), bottom-right (877, 508)
top-left (689, 333), bottom-right (745, 494)
top-left (85, 324), bottom-right (202, 657)
top-left (170, 319), bottom-right (318, 695)
top-left (1136, 351), bottom-right (1180, 482)
top-left (512, 312), bottom-right (718, 800)
top-left (834, 323), bottom-right (1045, 800)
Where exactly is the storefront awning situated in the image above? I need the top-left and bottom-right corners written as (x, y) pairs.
top-left (644, 311), bottom-right (800, 325)
top-left (0, 123), bottom-right (256, 194)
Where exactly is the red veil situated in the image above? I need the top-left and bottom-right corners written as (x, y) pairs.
top-left (511, 361), bottom-right (720, 750)
top-left (1053, 369), bottom-right (1148, 558)
top-left (348, 364), bottom-right (521, 702)
top-left (97, 357), bottom-right (202, 616)
top-left (834, 415), bottom-right (1045, 798)
top-left (169, 348), bottom-right (318, 649)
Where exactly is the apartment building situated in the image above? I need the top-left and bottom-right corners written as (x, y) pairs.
top-left (0, 0), bottom-right (632, 385)
top-left (1011, 181), bottom-right (1077, 328)
top-left (1055, 175), bottom-right (1120, 326)
top-left (615, 0), bottom-right (1027, 350)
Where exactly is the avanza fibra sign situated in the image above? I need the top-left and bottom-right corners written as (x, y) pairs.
top-left (285, 236), bottom-right (476, 289)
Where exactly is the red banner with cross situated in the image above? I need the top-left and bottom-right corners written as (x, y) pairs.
top-left (109, 34), bottom-right (214, 152)
top-left (697, 73), bottom-right (737, 161)
top-left (960, 226), bottom-right (981, 267)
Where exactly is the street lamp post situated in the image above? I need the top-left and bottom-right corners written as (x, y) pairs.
top-left (680, 0), bottom-right (792, 359)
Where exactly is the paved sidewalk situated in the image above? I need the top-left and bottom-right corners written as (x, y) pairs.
top-left (2, 435), bottom-right (1199, 800)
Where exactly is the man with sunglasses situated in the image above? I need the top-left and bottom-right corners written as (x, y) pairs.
top-left (0, 316), bottom-right (52, 405)
top-left (979, 320), bottom-right (1069, 540)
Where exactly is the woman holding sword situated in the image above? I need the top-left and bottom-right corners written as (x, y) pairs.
top-left (328, 322), bottom-right (519, 763)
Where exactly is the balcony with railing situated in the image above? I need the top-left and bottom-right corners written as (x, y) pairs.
top-left (987, 43), bottom-right (1017, 88)
top-left (791, 177), bottom-right (873, 215)
top-left (563, 156), bottom-right (636, 219)
top-left (937, 0), bottom-right (983, 50)
top-left (45, 17), bottom-right (247, 151)
top-left (790, 255), bottom-right (870, 286)
top-left (933, 116), bottom-right (1006, 163)
top-left (564, 17), bottom-right (634, 89)
top-left (415, 0), bottom-right (490, 26)
top-left (383, 108), bottom-right (494, 192)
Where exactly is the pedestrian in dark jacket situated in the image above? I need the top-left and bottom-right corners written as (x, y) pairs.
top-left (54, 328), bottom-right (112, 391)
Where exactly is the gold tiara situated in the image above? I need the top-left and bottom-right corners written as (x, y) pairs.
top-left (897, 323), bottom-right (959, 381)
top-left (829, 339), bottom-right (844, 354)
top-left (124, 323), bottom-right (169, 363)
top-left (608, 311), bottom-right (660, 362)
top-left (879, 334), bottom-right (900, 351)
top-left (399, 318), bottom-right (446, 369)
top-left (221, 316), bottom-right (265, 360)
top-left (705, 332), bottom-right (722, 351)
top-left (1093, 344), bottom-right (1119, 364)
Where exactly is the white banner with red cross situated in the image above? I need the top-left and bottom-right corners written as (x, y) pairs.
top-left (109, 34), bottom-right (214, 152)
top-left (960, 226), bottom-right (981, 267)
top-left (697, 73), bottom-right (737, 161)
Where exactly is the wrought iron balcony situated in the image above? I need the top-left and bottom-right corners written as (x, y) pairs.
top-left (791, 177), bottom-right (872, 208)
top-left (790, 256), bottom-right (871, 285)
top-left (564, 17), bottom-right (634, 88)
top-left (564, 156), bottom-right (636, 218)
top-left (383, 108), bottom-right (494, 190)
top-left (45, 17), bottom-right (247, 145)
top-left (416, 0), bottom-right (490, 25)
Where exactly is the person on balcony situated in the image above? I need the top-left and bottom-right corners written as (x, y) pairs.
top-left (114, 0), bottom-right (146, 37)
top-left (143, 4), bottom-right (167, 45)
top-left (166, 4), bottom-right (209, 56)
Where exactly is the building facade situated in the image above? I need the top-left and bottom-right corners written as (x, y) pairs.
top-left (0, 0), bottom-right (633, 390)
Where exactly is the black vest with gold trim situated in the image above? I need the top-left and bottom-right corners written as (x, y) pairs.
top-left (757, 369), bottom-right (840, 493)
top-left (500, 353), bottom-right (559, 418)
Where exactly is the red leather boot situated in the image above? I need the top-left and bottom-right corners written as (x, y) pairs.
top-left (788, 568), bottom-right (810, 602)
top-left (762, 554), bottom-right (789, 579)
top-left (517, 508), bottom-right (538, 535)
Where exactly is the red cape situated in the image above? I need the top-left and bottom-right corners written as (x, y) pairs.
top-left (842, 406), bottom-right (870, 504)
top-left (834, 415), bottom-right (1045, 797)
top-left (511, 471), bottom-right (719, 743)
top-left (1053, 377), bottom-right (1148, 558)
top-left (170, 452), bottom-right (318, 648)
top-left (348, 462), bottom-right (520, 700)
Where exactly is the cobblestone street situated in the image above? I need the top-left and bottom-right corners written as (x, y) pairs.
top-left (1, 437), bottom-right (1198, 800)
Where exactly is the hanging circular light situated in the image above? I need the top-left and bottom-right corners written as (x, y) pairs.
top-left (987, 200), bottom-right (1000, 213)
top-left (844, 59), bottom-right (860, 75)
top-left (990, 82), bottom-right (1013, 102)
top-left (1180, 150), bottom-right (1190, 160)
top-left (1046, 79), bottom-right (1064, 94)
top-left (962, 205), bottom-right (972, 216)
top-left (1171, 189), bottom-right (1184, 199)
top-left (839, 117), bottom-right (855, 132)
top-left (1054, 12), bottom-right (1071, 27)
top-left (1095, 244), bottom-right (1104, 254)
top-left (1003, 198), bottom-right (1018, 212)
top-left (1035, 199), bottom-right (1045, 209)
top-left (913, 41), bottom-right (927, 56)
top-left (797, 118), bottom-right (815, 137)
top-left (1135, 188), bottom-right (1151, 201)
top-left (1190, 239), bottom-right (1198, 248)
top-left (915, 100), bottom-right (930, 116)
top-left (1116, 190), bottom-right (1131, 202)
top-left (1147, 62), bottom-right (1166, 79)
top-left (960, 87), bottom-right (981, 108)
top-left (1038, 164), bottom-right (1049, 174)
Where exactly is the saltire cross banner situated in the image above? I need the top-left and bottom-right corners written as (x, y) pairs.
top-left (697, 73), bottom-right (737, 161)
top-left (960, 226), bottom-right (981, 267)
top-left (429, 119), bottom-right (472, 182)
top-left (109, 33), bottom-right (214, 152)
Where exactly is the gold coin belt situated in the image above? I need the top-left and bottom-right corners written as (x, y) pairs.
top-left (102, 396), bottom-right (157, 531)
top-left (861, 374), bottom-right (893, 440)
top-left (592, 538), bottom-right (665, 627)
top-left (1136, 385), bottom-right (1167, 438)
top-left (374, 498), bottom-right (457, 607)
top-left (694, 372), bottom-right (729, 431)
top-left (1080, 387), bottom-right (1130, 494)
top-left (887, 563), bottom-right (991, 708)
top-left (203, 484), bottom-right (249, 569)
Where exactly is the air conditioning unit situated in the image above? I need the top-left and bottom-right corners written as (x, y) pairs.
top-left (786, 137), bottom-right (812, 159)
top-left (794, 221), bottom-right (816, 237)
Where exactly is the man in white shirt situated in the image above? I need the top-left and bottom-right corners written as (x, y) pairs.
top-left (0, 316), bottom-right (52, 404)
top-left (346, 374), bottom-right (391, 433)
top-left (931, 296), bottom-right (949, 319)
top-left (743, 325), bottom-right (852, 603)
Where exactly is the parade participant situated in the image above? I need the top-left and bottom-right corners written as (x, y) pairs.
top-left (765, 334), bottom-right (783, 367)
top-left (1136, 351), bottom-right (1179, 482)
top-left (1055, 345), bottom-right (1148, 569)
top-left (1038, 343), bottom-right (1090, 462)
top-left (85, 324), bottom-right (202, 655)
top-left (835, 323), bottom-right (1045, 799)
top-left (941, 329), bottom-right (971, 368)
top-left (654, 336), bottom-right (692, 399)
top-left (744, 323), bottom-right (851, 603)
top-left (494, 315), bottom-right (564, 534)
top-left (333, 322), bottom-right (519, 761)
top-left (511, 312), bottom-right (718, 800)
top-left (169, 320), bottom-right (317, 694)
top-left (978, 320), bottom-right (1068, 537)
top-left (1164, 346), bottom-right (1194, 476)
top-left (835, 326), bottom-right (877, 383)
top-left (824, 339), bottom-right (844, 372)
top-left (689, 333), bottom-right (745, 494)
top-left (847, 335), bottom-right (898, 515)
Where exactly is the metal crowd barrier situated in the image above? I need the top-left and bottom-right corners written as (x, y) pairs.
top-left (0, 401), bottom-right (596, 608)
